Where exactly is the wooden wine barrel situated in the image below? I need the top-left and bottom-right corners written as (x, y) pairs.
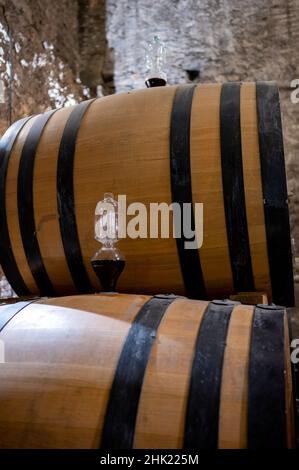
top-left (0, 293), bottom-right (295, 448)
top-left (0, 82), bottom-right (294, 305)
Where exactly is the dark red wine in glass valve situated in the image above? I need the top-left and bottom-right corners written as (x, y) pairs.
top-left (91, 259), bottom-right (126, 292)
top-left (145, 77), bottom-right (167, 88)
top-left (145, 36), bottom-right (167, 88)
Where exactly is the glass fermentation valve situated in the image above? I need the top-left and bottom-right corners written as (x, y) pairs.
top-left (145, 35), bottom-right (167, 88)
top-left (91, 193), bottom-right (125, 292)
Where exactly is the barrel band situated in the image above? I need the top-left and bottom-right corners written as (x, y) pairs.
top-left (256, 81), bottom-right (294, 307)
top-left (100, 296), bottom-right (175, 449)
top-left (184, 301), bottom-right (233, 448)
top-left (256, 303), bottom-right (285, 310)
top-left (0, 300), bottom-right (37, 332)
top-left (0, 116), bottom-right (34, 296)
top-left (18, 110), bottom-right (57, 296)
top-left (248, 305), bottom-right (287, 448)
top-left (57, 99), bottom-right (96, 293)
top-left (211, 299), bottom-right (240, 306)
top-left (220, 82), bottom-right (254, 293)
top-left (170, 84), bottom-right (206, 299)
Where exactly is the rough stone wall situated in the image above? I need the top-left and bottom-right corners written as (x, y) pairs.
top-left (106, 0), bottom-right (299, 268)
top-left (0, 0), bottom-right (111, 136)
top-left (78, 0), bottom-right (114, 96)
top-left (107, 0), bottom-right (299, 90)
top-left (0, 0), bottom-right (82, 134)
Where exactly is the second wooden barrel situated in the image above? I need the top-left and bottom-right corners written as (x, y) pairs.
top-left (0, 293), bottom-right (295, 448)
top-left (0, 82), bottom-right (294, 305)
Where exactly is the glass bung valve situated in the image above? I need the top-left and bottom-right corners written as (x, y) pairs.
top-left (145, 35), bottom-right (167, 88)
top-left (91, 192), bottom-right (125, 292)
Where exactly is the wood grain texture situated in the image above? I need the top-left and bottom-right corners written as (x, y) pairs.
top-left (134, 297), bottom-right (208, 448)
top-left (229, 291), bottom-right (268, 305)
top-left (284, 312), bottom-right (296, 448)
top-left (33, 106), bottom-right (75, 294)
top-left (0, 294), bottom-right (295, 448)
top-left (5, 116), bottom-right (40, 294)
top-left (240, 83), bottom-right (271, 297)
top-left (73, 86), bottom-right (183, 295)
top-left (190, 84), bottom-right (234, 297)
top-left (0, 293), bottom-right (149, 448)
top-left (218, 304), bottom-right (254, 448)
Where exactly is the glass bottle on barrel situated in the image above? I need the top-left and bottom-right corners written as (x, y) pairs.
top-left (145, 35), bottom-right (167, 88)
top-left (91, 193), bottom-right (125, 292)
